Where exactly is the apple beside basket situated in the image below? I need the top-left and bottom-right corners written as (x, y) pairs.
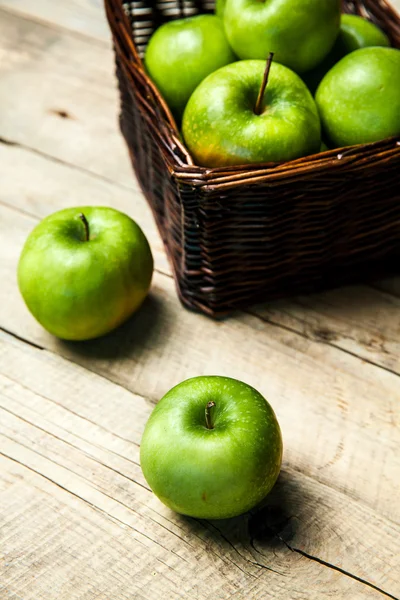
top-left (105, 0), bottom-right (400, 318)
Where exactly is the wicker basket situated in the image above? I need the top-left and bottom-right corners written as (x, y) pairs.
top-left (105, 0), bottom-right (400, 317)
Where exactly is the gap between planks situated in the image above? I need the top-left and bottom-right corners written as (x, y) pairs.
top-left (4, 443), bottom-right (396, 600)
top-left (1, 450), bottom-right (393, 600)
top-left (0, 135), bottom-right (138, 195)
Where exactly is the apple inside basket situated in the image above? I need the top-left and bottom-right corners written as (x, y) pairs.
top-left (105, 0), bottom-right (400, 317)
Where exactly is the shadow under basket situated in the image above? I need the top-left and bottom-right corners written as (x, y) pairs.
top-left (105, 0), bottom-right (400, 317)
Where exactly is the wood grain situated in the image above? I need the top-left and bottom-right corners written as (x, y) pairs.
top-left (252, 287), bottom-right (400, 376)
top-left (0, 8), bottom-right (133, 186)
top-left (0, 330), bottom-right (399, 599)
top-left (0, 142), bottom-right (169, 275)
top-left (0, 0), bottom-right (110, 41)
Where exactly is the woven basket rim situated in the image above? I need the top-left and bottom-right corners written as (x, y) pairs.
top-left (105, 0), bottom-right (400, 186)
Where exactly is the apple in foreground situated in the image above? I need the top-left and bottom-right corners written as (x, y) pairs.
top-left (303, 14), bottom-right (390, 94)
top-left (144, 15), bottom-right (235, 120)
top-left (316, 47), bottom-right (400, 148)
top-left (140, 376), bottom-right (283, 519)
top-left (182, 57), bottom-right (321, 167)
top-left (18, 207), bottom-right (153, 341)
top-left (223, 0), bottom-right (341, 73)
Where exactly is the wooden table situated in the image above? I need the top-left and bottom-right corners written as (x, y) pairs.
top-left (1, 2), bottom-right (400, 598)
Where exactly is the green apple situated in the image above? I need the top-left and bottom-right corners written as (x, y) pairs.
top-left (303, 14), bottom-right (390, 93)
top-left (339, 13), bottom-right (390, 52)
top-left (316, 47), bottom-right (400, 148)
top-left (182, 59), bottom-right (321, 167)
top-left (140, 376), bottom-right (283, 519)
top-left (223, 0), bottom-right (341, 73)
top-left (216, 0), bottom-right (226, 17)
top-left (18, 207), bottom-right (153, 341)
top-left (144, 15), bottom-right (235, 120)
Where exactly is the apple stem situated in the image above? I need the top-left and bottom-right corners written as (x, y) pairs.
top-left (205, 401), bottom-right (216, 430)
top-left (79, 213), bottom-right (90, 242)
top-left (254, 52), bottom-right (274, 116)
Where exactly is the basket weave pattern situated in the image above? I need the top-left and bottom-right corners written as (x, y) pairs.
top-left (105, 0), bottom-right (400, 316)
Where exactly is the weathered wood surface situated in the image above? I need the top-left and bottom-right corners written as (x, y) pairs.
top-left (0, 8), bottom-right (133, 186)
top-left (1, 331), bottom-right (399, 599)
top-left (0, 0), bottom-right (109, 41)
top-left (0, 2), bottom-right (400, 599)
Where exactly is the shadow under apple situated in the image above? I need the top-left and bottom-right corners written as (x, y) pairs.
top-left (55, 291), bottom-right (168, 362)
top-left (171, 468), bottom-right (303, 575)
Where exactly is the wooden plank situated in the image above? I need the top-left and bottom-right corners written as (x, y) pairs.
top-left (0, 330), bottom-right (399, 599)
top-left (0, 0), bottom-right (110, 42)
top-left (253, 286), bottom-right (400, 376)
top-left (0, 9), bottom-right (134, 187)
top-left (0, 202), bottom-right (399, 529)
top-left (0, 455), bottom-right (389, 600)
top-left (1, 9), bottom-right (400, 377)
